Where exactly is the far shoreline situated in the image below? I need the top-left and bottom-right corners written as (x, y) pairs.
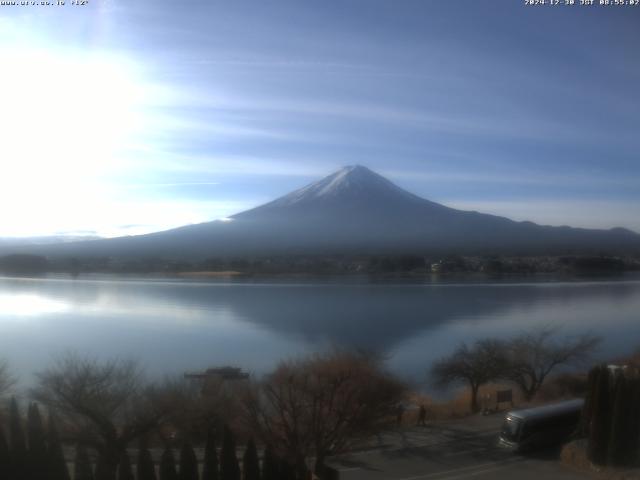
top-left (1, 269), bottom-right (639, 286)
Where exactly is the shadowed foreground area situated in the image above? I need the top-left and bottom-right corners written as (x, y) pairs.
top-left (330, 417), bottom-right (588, 480)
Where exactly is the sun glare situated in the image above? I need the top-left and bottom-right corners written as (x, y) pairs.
top-left (0, 48), bottom-right (148, 236)
top-left (0, 294), bottom-right (69, 317)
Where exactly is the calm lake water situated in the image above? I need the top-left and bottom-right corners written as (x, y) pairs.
top-left (1, 274), bottom-right (639, 390)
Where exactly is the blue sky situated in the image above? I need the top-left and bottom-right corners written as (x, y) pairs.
top-left (0, 0), bottom-right (638, 236)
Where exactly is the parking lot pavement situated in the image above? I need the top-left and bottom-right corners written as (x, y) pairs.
top-left (327, 421), bottom-right (588, 480)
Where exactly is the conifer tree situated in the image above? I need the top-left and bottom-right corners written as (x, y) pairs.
top-left (74, 444), bottom-right (94, 480)
top-left (202, 430), bottom-right (219, 480)
top-left (28, 403), bottom-right (48, 479)
top-left (10, 397), bottom-right (27, 480)
top-left (137, 440), bottom-right (157, 480)
top-left (48, 412), bottom-right (71, 480)
top-left (260, 447), bottom-right (278, 480)
top-left (95, 454), bottom-right (114, 480)
top-left (628, 375), bottom-right (640, 466)
top-left (242, 439), bottom-right (260, 480)
top-left (278, 458), bottom-right (296, 480)
top-left (9, 398), bottom-right (26, 452)
top-left (117, 452), bottom-right (135, 480)
top-left (220, 426), bottom-right (240, 480)
top-left (607, 373), bottom-right (628, 466)
top-left (579, 367), bottom-right (599, 437)
top-left (179, 441), bottom-right (199, 480)
top-left (159, 447), bottom-right (178, 480)
top-left (587, 366), bottom-right (612, 465)
top-left (0, 426), bottom-right (10, 480)
top-left (608, 371), bottom-right (640, 467)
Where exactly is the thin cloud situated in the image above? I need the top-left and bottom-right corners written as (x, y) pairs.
top-left (155, 89), bottom-right (635, 148)
top-left (117, 149), bottom-right (335, 179)
top-left (385, 169), bottom-right (640, 189)
top-left (121, 182), bottom-right (221, 189)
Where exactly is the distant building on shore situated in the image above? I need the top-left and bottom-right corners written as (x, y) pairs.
top-left (185, 366), bottom-right (250, 396)
top-left (184, 366), bottom-right (250, 381)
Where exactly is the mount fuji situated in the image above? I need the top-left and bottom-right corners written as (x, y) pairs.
top-left (15, 165), bottom-right (640, 259)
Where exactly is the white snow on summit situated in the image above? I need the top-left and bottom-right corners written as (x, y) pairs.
top-left (268, 165), bottom-right (416, 207)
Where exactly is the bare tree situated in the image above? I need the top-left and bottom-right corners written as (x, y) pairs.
top-left (147, 372), bottom-right (247, 445)
top-left (504, 328), bottom-right (600, 401)
top-left (244, 350), bottom-right (406, 476)
top-left (31, 354), bottom-right (172, 480)
top-left (431, 339), bottom-right (507, 413)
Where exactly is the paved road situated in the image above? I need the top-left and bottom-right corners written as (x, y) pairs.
top-left (327, 417), bottom-right (587, 480)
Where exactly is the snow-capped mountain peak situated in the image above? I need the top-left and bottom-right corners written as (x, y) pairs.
top-left (255, 165), bottom-right (418, 209)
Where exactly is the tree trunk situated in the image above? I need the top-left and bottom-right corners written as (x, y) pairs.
top-left (470, 384), bottom-right (480, 413)
top-left (523, 384), bottom-right (536, 402)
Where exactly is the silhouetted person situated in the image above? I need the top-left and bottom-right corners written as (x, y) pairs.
top-left (417, 404), bottom-right (427, 427)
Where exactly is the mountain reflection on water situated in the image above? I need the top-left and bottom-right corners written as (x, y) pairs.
top-left (0, 274), bottom-right (639, 388)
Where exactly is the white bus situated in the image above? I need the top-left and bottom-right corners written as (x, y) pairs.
top-left (498, 399), bottom-right (584, 452)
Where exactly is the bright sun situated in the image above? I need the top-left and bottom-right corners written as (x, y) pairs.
top-left (0, 48), bottom-right (147, 236)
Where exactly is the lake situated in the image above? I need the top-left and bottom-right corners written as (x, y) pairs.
top-left (1, 274), bottom-right (639, 391)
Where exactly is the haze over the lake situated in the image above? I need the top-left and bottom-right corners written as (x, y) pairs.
top-left (1, 1), bottom-right (639, 238)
